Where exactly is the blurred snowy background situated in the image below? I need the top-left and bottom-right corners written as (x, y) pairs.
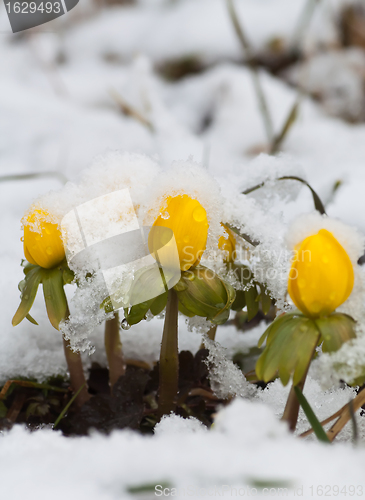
top-left (1, 0), bottom-right (365, 497)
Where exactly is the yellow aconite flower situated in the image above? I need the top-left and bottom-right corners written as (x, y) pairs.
top-left (151, 194), bottom-right (209, 271)
top-left (288, 229), bottom-right (354, 318)
top-left (23, 208), bottom-right (65, 269)
top-left (218, 223), bottom-right (236, 263)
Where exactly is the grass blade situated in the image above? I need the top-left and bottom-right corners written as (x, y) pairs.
top-left (294, 386), bottom-right (330, 443)
top-left (242, 176), bottom-right (326, 215)
top-left (53, 383), bottom-right (86, 429)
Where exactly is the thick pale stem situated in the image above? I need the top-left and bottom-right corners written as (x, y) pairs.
top-left (62, 337), bottom-right (90, 408)
top-left (158, 289), bottom-right (179, 418)
top-left (104, 311), bottom-right (125, 389)
top-left (281, 377), bottom-right (306, 432)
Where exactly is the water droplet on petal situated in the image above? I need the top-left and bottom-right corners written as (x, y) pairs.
top-left (46, 247), bottom-right (53, 255)
top-left (322, 255), bottom-right (329, 264)
top-left (193, 206), bottom-right (206, 222)
top-left (183, 235), bottom-right (190, 243)
top-left (45, 227), bottom-right (52, 235)
top-left (20, 236), bottom-right (24, 242)
top-left (329, 291), bottom-right (336, 300)
top-left (121, 318), bottom-right (131, 330)
top-left (35, 234), bottom-right (41, 241)
top-left (161, 211), bottom-right (170, 220)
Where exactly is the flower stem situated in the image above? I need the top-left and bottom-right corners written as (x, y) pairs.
top-left (281, 335), bottom-right (319, 431)
top-left (104, 311), bottom-right (125, 390)
top-left (281, 376), bottom-right (307, 432)
top-left (158, 289), bottom-right (179, 418)
top-left (62, 337), bottom-right (90, 408)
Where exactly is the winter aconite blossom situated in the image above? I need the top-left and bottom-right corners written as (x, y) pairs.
top-left (23, 208), bottom-right (65, 269)
top-left (151, 194), bottom-right (209, 271)
top-left (288, 229), bottom-right (354, 318)
top-left (218, 223), bottom-right (236, 263)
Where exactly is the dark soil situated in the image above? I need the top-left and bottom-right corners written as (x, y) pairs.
top-left (0, 349), bottom-right (228, 436)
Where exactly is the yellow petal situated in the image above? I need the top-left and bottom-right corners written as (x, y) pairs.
top-left (23, 242), bottom-right (38, 265)
top-left (218, 223), bottom-right (236, 263)
top-left (150, 195), bottom-right (209, 271)
top-left (288, 229), bottom-right (354, 318)
top-left (23, 208), bottom-right (65, 269)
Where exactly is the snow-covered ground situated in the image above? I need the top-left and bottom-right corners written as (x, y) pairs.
top-left (2, 0), bottom-right (365, 497)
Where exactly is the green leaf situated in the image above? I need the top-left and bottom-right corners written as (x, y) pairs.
top-left (291, 320), bottom-right (319, 385)
top-left (260, 324), bottom-right (294, 382)
top-left (316, 314), bottom-right (356, 353)
top-left (12, 267), bottom-right (43, 327)
top-left (294, 386), bottom-right (330, 443)
top-left (26, 313), bottom-right (38, 325)
top-left (279, 176), bottom-right (326, 215)
top-left (62, 267), bottom-right (75, 285)
top-left (245, 285), bottom-right (259, 321)
top-left (260, 285), bottom-right (272, 315)
top-left (150, 292), bottom-right (168, 316)
top-left (233, 263), bottom-right (254, 287)
top-left (124, 300), bottom-right (154, 326)
top-left (42, 268), bottom-right (68, 330)
top-left (256, 313), bottom-right (319, 385)
top-left (257, 313), bottom-right (291, 348)
top-left (23, 262), bottom-right (38, 276)
top-left (276, 317), bottom-right (317, 385)
top-left (256, 315), bottom-right (294, 381)
top-left (243, 176), bottom-right (326, 215)
top-left (231, 289), bottom-right (246, 311)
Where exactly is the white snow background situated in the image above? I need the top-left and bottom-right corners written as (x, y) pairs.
top-left (1, 0), bottom-right (365, 498)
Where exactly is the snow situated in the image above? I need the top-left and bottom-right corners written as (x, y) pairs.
top-left (2, 399), bottom-right (365, 499)
top-left (204, 337), bottom-right (255, 399)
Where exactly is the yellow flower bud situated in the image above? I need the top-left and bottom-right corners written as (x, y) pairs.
top-left (218, 223), bottom-right (236, 263)
top-left (288, 229), bottom-right (354, 318)
top-left (23, 208), bottom-right (65, 269)
top-left (151, 194), bottom-right (208, 271)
